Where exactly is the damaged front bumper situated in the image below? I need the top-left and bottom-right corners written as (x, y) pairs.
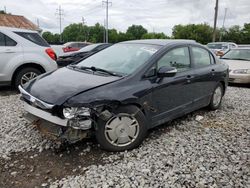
top-left (19, 86), bottom-right (93, 142)
top-left (22, 102), bottom-right (92, 143)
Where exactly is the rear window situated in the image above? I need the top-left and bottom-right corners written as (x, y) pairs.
top-left (14, 32), bottom-right (49, 47)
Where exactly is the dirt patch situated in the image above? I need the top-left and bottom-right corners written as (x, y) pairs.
top-left (0, 139), bottom-right (114, 188)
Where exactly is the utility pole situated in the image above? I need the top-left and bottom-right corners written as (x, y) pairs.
top-left (220, 8), bottom-right (228, 41)
top-left (103, 19), bottom-right (106, 43)
top-left (4, 6), bottom-right (6, 13)
top-left (82, 17), bottom-right (89, 42)
top-left (37, 18), bottom-right (40, 28)
top-left (56, 5), bottom-right (64, 43)
top-left (102, 0), bottom-right (112, 43)
top-left (82, 17), bottom-right (86, 25)
top-left (212, 0), bottom-right (219, 42)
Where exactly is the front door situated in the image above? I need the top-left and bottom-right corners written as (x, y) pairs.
top-left (151, 46), bottom-right (197, 126)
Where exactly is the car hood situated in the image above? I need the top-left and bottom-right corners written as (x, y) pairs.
top-left (23, 67), bottom-right (123, 105)
top-left (222, 59), bottom-right (250, 70)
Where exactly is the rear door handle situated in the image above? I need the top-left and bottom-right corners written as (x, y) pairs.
top-left (211, 69), bottom-right (215, 75)
top-left (186, 75), bottom-right (194, 83)
top-left (186, 75), bottom-right (194, 79)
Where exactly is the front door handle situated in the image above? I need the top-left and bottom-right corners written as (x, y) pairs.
top-left (4, 49), bottom-right (15, 53)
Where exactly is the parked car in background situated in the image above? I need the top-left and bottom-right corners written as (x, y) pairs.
top-left (62, 42), bottom-right (90, 53)
top-left (221, 48), bottom-right (250, 84)
top-left (57, 43), bottom-right (112, 67)
top-left (19, 39), bottom-right (228, 151)
top-left (207, 42), bottom-right (238, 56)
top-left (0, 27), bottom-right (57, 89)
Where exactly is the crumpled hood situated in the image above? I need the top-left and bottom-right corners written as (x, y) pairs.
top-left (222, 59), bottom-right (250, 70)
top-left (23, 67), bottom-right (123, 105)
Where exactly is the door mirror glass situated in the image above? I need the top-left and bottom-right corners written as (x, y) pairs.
top-left (157, 66), bottom-right (177, 77)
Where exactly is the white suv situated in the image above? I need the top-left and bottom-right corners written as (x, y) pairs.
top-left (0, 27), bottom-right (58, 89)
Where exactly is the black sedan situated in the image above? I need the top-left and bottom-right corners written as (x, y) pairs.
top-left (19, 39), bottom-right (229, 151)
top-left (57, 43), bottom-right (112, 67)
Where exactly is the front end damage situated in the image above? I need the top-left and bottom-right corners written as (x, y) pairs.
top-left (19, 86), bottom-right (115, 143)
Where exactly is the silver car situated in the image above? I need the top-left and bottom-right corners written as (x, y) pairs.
top-left (221, 48), bottom-right (250, 84)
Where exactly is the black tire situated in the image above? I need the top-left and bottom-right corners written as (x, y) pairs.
top-left (95, 105), bottom-right (148, 152)
top-left (14, 67), bottom-right (41, 89)
top-left (208, 83), bottom-right (224, 110)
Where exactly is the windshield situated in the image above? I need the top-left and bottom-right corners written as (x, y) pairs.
top-left (222, 49), bottom-right (250, 61)
top-left (207, 43), bottom-right (228, 50)
top-left (79, 43), bottom-right (101, 52)
top-left (75, 43), bottom-right (161, 75)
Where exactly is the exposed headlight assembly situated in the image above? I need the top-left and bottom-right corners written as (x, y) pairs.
top-left (233, 69), bottom-right (250, 74)
top-left (63, 107), bottom-right (90, 119)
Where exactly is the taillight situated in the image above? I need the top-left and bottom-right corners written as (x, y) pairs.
top-left (45, 48), bottom-right (56, 61)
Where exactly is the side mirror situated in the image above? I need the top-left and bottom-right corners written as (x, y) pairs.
top-left (157, 66), bottom-right (177, 77)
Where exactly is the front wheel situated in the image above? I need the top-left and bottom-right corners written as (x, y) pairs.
top-left (95, 105), bottom-right (148, 151)
top-left (208, 83), bottom-right (224, 110)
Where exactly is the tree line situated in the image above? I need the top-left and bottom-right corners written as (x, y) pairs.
top-left (42, 23), bottom-right (250, 45)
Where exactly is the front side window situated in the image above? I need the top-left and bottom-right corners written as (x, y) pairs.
top-left (0, 32), bottom-right (17, 46)
top-left (0, 32), bottom-right (4, 46)
top-left (76, 43), bottom-right (161, 75)
top-left (192, 47), bottom-right (211, 67)
top-left (157, 47), bottom-right (191, 72)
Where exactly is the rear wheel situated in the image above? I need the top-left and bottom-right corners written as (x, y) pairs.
top-left (95, 105), bottom-right (148, 151)
top-left (208, 83), bottom-right (224, 110)
top-left (14, 67), bottom-right (41, 89)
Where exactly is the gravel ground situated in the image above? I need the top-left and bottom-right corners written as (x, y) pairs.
top-left (0, 86), bottom-right (249, 187)
top-left (0, 93), bottom-right (54, 159)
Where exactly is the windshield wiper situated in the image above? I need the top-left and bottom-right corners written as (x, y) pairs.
top-left (78, 66), bottom-right (123, 77)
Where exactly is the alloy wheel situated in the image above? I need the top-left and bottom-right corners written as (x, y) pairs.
top-left (20, 72), bottom-right (38, 86)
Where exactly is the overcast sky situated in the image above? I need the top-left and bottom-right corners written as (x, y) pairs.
top-left (1, 0), bottom-right (250, 35)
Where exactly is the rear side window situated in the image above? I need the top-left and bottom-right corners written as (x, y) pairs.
top-left (14, 32), bottom-right (49, 47)
top-left (69, 43), bottom-right (78, 48)
top-left (78, 43), bottom-right (87, 48)
top-left (0, 32), bottom-right (17, 46)
top-left (192, 47), bottom-right (211, 67)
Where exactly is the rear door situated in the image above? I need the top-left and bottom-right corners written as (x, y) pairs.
top-left (0, 32), bottom-right (22, 82)
top-left (190, 45), bottom-right (218, 107)
top-left (151, 46), bottom-right (197, 125)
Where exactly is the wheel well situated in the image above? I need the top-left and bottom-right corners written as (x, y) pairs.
top-left (120, 103), bottom-right (146, 115)
top-left (219, 81), bottom-right (226, 95)
top-left (11, 63), bottom-right (46, 85)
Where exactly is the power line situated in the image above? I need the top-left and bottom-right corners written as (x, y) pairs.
top-left (222, 8), bottom-right (228, 29)
top-left (56, 5), bottom-right (64, 42)
top-left (102, 0), bottom-right (112, 43)
top-left (212, 0), bottom-right (219, 42)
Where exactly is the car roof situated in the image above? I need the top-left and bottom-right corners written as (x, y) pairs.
top-left (0, 26), bottom-right (37, 33)
top-left (120, 39), bottom-right (197, 46)
top-left (231, 47), bottom-right (250, 50)
top-left (207, 42), bottom-right (236, 44)
top-left (64, 41), bottom-right (90, 45)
